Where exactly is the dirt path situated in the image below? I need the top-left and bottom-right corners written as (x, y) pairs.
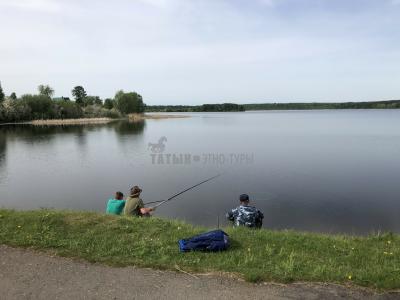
top-left (0, 245), bottom-right (398, 300)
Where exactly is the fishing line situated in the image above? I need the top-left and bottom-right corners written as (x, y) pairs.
top-left (145, 174), bottom-right (221, 208)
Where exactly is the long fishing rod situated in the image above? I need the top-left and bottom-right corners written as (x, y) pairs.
top-left (148, 174), bottom-right (221, 209)
top-left (144, 199), bottom-right (166, 205)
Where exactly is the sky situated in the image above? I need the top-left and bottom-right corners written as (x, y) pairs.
top-left (0, 0), bottom-right (399, 105)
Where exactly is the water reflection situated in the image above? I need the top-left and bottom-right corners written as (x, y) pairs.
top-left (0, 121), bottom-right (146, 182)
top-left (0, 121), bottom-right (146, 142)
top-left (112, 120), bottom-right (146, 136)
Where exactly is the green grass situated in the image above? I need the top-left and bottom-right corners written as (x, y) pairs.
top-left (1, 209), bottom-right (399, 290)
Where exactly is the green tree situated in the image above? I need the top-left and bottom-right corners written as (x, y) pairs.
top-left (94, 96), bottom-right (102, 106)
top-left (38, 84), bottom-right (54, 98)
top-left (114, 90), bottom-right (124, 102)
top-left (0, 82), bottom-right (4, 103)
top-left (84, 95), bottom-right (102, 106)
top-left (1, 98), bottom-right (31, 122)
top-left (57, 100), bottom-right (83, 119)
top-left (114, 91), bottom-right (145, 114)
top-left (83, 96), bottom-right (95, 106)
top-left (10, 92), bottom-right (17, 100)
top-left (21, 94), bottom-right (55, 119)
top-left (72, 86), bottom-right (87, 106)
top-left (103, 98), bottom-right (114, 109)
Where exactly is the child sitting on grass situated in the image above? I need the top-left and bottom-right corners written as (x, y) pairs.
top-left (106, 191), bottom-right (125, 215)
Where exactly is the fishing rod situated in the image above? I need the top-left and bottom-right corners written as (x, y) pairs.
top-left (147, 174), bottom-right (221, 209)
top-left (144, 199), bottom-right (166, 205)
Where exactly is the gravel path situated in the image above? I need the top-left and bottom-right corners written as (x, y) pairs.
top-left (0, 245), bottom-right (398, 300)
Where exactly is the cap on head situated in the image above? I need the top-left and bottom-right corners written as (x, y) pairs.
top-left (131, 186), bottom-right (142, 195)
top-left (239, 194), bottom-right (249, 202)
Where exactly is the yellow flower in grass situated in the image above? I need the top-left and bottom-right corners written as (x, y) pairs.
top-left (17, 225), bottom-right (22, 229)
top-left (348, 275), bottom-right (352, 280)
top-left (384, 251), bottom-right (388, 255)
top-left (247, 248), bottom-right (251, 252)
top-left (387, 240), bottom-right (391, 244)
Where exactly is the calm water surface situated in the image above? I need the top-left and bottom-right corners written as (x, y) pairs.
top-left (1, 110), bottom-right (400, 234)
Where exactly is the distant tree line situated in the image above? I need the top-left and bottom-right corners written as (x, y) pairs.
top-left (243, 100), bottom-right (400, 110)
top-left (0, 82), bottom-right (145, 123)
top-left (201, 103), bottom-right (245, 112)
top-left (146, 103), bottom-right (245, 112)
top-left (147, 100), bottom-right (400, 112)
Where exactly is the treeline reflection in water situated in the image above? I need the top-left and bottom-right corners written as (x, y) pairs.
top-left (0, 120), bottom-right (145, 149)
top-left (0, 120), bottom-right (146, 185)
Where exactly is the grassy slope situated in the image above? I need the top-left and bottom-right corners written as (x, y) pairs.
top-left (0, 209), bottom-right (399, 290)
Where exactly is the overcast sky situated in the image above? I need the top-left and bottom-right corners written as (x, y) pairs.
top-left (0, 0), bottom-right (399, 104)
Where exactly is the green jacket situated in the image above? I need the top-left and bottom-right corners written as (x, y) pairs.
top-left (123, 196), bottom-right (144, 216)
top-left (106, 199), bottom-right (126, 215)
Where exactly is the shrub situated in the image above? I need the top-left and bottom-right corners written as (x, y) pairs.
top-left (102, 108), bottom-right (122, 119)
top-left (20, 94), bottom-right (56, 120)
top-left (114, 91), bottom-right (144, 114)
top-left (103, 98), bottom-right (114, 109)
top-left (57, 100), bottom-right (84, 119)
top-left (1, 99), bottom-right (31, 122)
top-left (83, 105), bottom-right (121, 118)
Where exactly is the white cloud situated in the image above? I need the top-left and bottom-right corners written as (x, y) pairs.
top-left (0, 0), bottom-right (62, 12)
top-left (257, 0), bottom-right (277, 6)
top-left (137, 0), bottom-right (167, 7)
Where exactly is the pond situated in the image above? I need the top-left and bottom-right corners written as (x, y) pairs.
top-left (1, 110), bottom-right (400, 234)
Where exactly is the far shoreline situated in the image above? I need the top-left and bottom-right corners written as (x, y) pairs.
top-left (0, 113), bottom-right (191, 126)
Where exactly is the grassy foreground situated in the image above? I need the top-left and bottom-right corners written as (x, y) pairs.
top-left (0, 209), bottom-right (399, 290)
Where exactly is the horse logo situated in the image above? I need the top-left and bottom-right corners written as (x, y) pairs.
top-left (148, 136), bottom-right (167, 153)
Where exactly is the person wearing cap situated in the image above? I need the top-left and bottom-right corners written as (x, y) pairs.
top-left (226, 194), bottom-right (264, 228)
top-left (123, 186), bottom-right (155, 217)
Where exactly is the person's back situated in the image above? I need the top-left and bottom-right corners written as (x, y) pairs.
top-left (123, 186), bottom-right (145, 216)
top-left (226, 194), bottom-right (263, 228)
top-left (106, 192), bottom-right (125, 215)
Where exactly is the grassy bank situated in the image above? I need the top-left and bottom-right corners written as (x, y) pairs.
top-left (0, 209), bottom-right (399, 290)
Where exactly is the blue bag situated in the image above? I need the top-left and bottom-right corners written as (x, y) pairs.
top-left (178, 230), bottom-right (230, 252)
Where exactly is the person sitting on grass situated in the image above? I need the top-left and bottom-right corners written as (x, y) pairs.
top-left (123, 185), bottom-right (155, 217)
top-left (226, 194), bottom-right (264, 228)
top-left (106, 191), bottom-right (125, 215)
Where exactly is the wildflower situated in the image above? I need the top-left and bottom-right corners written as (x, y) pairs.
top-left (177, 227), bottom-right (181, 230)
top-left (390, 252), bottom-right (393, 255)
top-left (17, 225), bottom-right (21, 228)
top-left (384, 252), bottom-right (388, 255)
top-left (247, 248), bottom-right (251, 252)
top-left (387, 241), bottom-right (392, 244)
top-left (348, 275), bottom-right (352, 280)
top-left (351, 247), bottom-right (355, 250)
